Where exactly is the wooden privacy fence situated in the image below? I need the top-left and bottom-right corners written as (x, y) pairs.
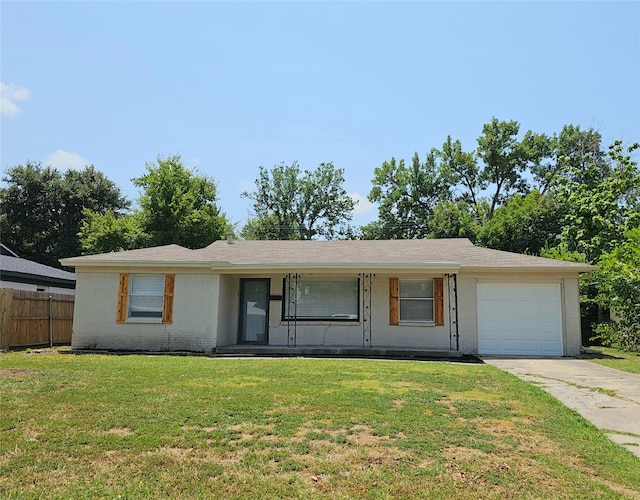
top-left (0, 289), bottom-right (74, 349)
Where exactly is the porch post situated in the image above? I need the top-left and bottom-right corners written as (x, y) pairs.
top-left (362, 273), bottom-right (373, 348)
top-left (286, 273), bottom-right (298, 347)
top-left (447, 273), bottom-right (460, 351)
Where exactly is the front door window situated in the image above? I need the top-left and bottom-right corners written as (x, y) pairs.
top-left (239, 279), bottom-right (269, 344)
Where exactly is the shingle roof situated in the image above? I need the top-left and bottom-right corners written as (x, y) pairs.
top-left (58, 244), bottom-right (196, 263)
top-left (1, 255), bottom-right (76, 280)
top-left (60, 239), bottom-right (595, 272)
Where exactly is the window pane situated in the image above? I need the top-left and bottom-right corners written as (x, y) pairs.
top-left (129, 274), bottom-right (164, 319)
top-left (129, 295), bottom-right (164, 318)
top-left (285, 278), bottom-right (358, 319)
top-left (131, 275), bottom-right (165, 294)
top-left (400, 280), bottom-right (433, 298)
top-left (400, 299), bottom-right (434, 322)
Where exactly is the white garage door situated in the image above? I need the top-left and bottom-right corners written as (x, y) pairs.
top-left (477, 284), bottom-right (563, 356)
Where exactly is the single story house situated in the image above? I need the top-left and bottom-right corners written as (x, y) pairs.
top-left (1, 244), bottom-right (76, 294)
top-left (60, 237), bottom-right (594, 357)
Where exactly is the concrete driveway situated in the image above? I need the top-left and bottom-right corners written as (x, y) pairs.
top-left (482, 357), bottom-right (640, 458)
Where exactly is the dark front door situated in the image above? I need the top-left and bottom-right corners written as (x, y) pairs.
top-left (239, 279), bottom-right (270, 344)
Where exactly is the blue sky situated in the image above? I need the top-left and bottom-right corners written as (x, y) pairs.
top-left (2, 1), bottom-right (639, 231)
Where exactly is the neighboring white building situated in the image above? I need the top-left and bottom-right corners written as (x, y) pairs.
top-left (60, 238), bottom-right (594, 357)
top-left (1, 245), bottom-right (76, 294)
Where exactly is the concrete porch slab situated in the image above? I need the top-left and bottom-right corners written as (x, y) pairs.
top-left (215, 345), bottom-right (463, 360)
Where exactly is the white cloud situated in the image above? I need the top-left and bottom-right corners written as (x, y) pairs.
top-left (1, 82), bottom-right (31, 117)
top-left (44, 150), bottom-right (90, 170)
top-left (349, 192), bottom-right (375, 216)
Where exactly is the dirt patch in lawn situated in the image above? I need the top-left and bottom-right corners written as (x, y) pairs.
top-left (0, 369), bottom-right (37, 378)
top-left (105, 427), bottom-right (133, 436)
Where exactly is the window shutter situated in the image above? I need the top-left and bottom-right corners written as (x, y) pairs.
top-left (434, 277), bottom-right (444, 326)
top-left (162, 274), bottom-right (175, 324)
top-left (389, 277), bottom-right (399, 325)
top-left (117, 273), bottom-right (129, 323)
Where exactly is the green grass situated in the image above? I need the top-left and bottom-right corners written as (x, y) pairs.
top-left (583, 347), bottom-right (640, 375)
top-left (2, 350), bottom-right (640, 499)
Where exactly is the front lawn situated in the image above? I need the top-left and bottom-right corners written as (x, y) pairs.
top-left (582, 347), bottom-right (640, 375)
top-left (1, 351), bottom-right (639, 498)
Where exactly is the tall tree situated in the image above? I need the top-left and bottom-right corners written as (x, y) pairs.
top-left (559, 141), bottom-right (640, 263)
top-left (530, 125), bottom-right (608, 194)
top-left (242, 162), bottom-right (355, 240)
top-left (428, 200), bottom-right (479, 240)
top-left (0, 162), bottom-right (129, 267)
top-left (368, 151), bottom-right (451, 239)
top-left (78, 209), bottom-right (147, 255)
top-left (476, 191), bottom-right (566, 254)
top-left (440, 137), bottom-right (481, 213)
top-left (365, 118), bottom-right (543, 239)
top-left (594, 228), bottom-right (640, 352)
top-left (80, 155), bottom-right (230, 253)
top-left (134, 155), bottom-right (230, 248)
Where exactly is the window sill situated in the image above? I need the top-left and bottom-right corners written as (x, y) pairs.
top-left (397, 321), bottom-right (436, 327)
top-left (124, 318), bottom-right (163, 324)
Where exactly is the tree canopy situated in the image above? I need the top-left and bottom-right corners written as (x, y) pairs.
top-left (80, 155), bottom-right (230, 254)
top-left (241, 162), bottom-right (355, 240)
top-left (364, 119), bottom-right (637, 255)
top-left (594, 228), bottom-right (640, 351)
top-left (0, 162), bottom-right (129, 267)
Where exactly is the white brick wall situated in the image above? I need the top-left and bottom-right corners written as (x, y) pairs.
top-left (457, 276), bottom-right (478, 355)
top-left (72, 268), bottom-right (585, 356)
top-left (72, 271), bottom-right (219, 352)
top-left (216, 274), bottom-right (238, 346)
top-left (562, 277), bottom-right (582, 356)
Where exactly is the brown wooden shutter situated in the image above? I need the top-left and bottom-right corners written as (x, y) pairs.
top-left (389, 277), bottom-right (399, 325)
top-left (162, 274), bottom-right (175, 324)
top-left (117, 273), bottom-right (129, 323)
top-left (434, 277), bottom-right (444, 326)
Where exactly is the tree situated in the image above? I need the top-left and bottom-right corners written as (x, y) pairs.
top-left (476, 118), bottom-right (538, 218)
top-left (364, 118), bottom-right (544, 239)
top-left (559, 141), bottom-right (640, 263)
top-left (241, 162), bottom-right (355, 240)
top-left (440, 137), bottom-right (482, 214)
top-left (594, 228), bottom-right (640, 352)
top-left (0, 162), bottom-right (129, 267)
top-left (80, 155), bottom-right (230, 253)
top-left (78, 210), bottom-right (147, 254)
top-left (476, 191), bottom-right (566, 254)
top-left (134, 155), bottom-right (230, 248)
top-left (368, 151), bottom-right (451, 239)
top-left (240, 214), bottom-right (288, 241)
top-left (530, 125), bottom-right (609, 194)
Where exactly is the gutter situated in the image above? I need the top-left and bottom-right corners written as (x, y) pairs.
top-left (58, 259), bottom-right (215, 269)
top-left (208, 262), bottom-right (461, 272)
top-left (460, 265), bottom-right (596, 273)
top-left (0, 271), bottom-right (76, 289)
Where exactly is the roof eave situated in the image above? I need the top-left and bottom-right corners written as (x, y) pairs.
top-left (209, 262), bottom-right (461, 271)
top-left (59, 259), bottom-right (212, 269)
top-left (461, 265), bottom-right (597, 273)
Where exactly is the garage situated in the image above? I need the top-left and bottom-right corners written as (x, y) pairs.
top-left (477, 283), bottom-right (563, 356)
